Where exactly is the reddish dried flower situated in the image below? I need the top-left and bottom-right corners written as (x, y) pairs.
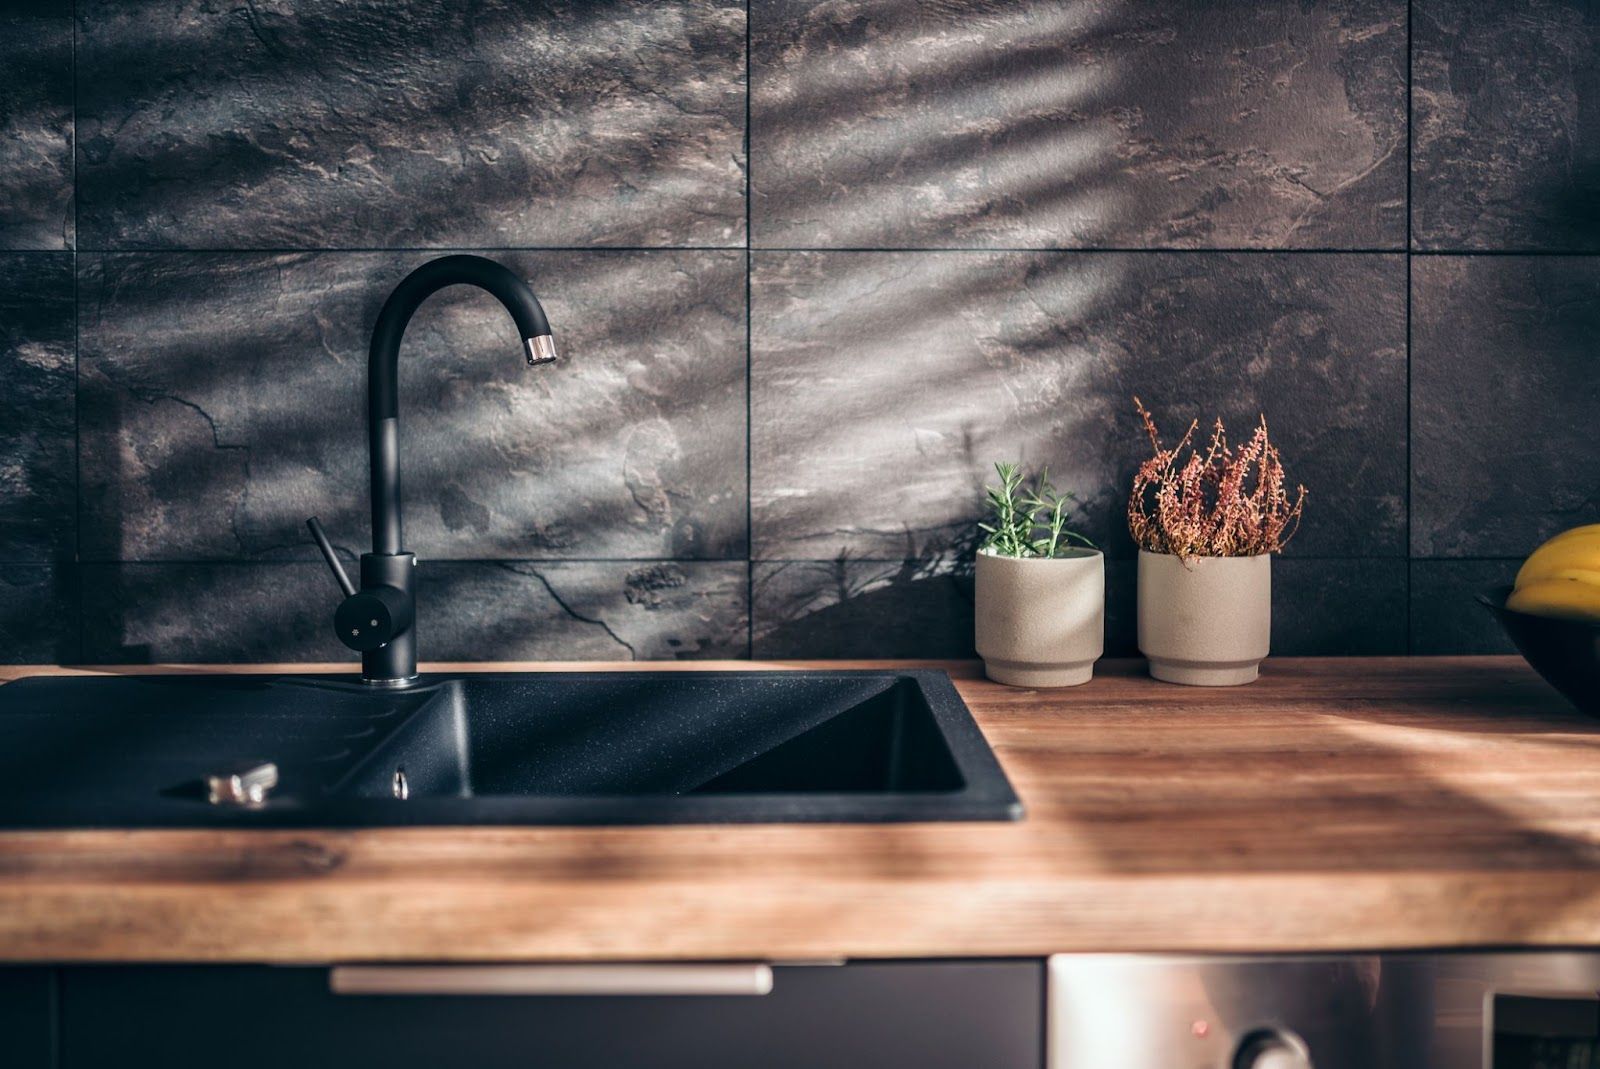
top-left (1127, 397), bottom-right (1306, 561)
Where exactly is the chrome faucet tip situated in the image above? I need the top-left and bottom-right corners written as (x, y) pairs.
top-left (525, 334), bottom-right (558, 366)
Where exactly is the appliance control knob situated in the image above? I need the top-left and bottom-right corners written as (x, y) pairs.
top-left (1233, 1030), bottom-right (1312, 1069)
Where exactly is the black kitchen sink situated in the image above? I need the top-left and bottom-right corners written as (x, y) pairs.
top-left (0, 671), bottom-right (1021, 826)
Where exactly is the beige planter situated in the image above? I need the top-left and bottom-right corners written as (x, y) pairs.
top-left (1137, 549), bottom-right (1271, 686)
top-left (975, 548), bottom-right (1105, 687)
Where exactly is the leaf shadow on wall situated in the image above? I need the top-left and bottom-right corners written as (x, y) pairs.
top-left (75, 0), bottom-right (746, 248)
top-left (76, 247), bottom-right (748, 662)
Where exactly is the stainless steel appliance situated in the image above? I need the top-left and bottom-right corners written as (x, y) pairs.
top-left (1050, 952), bottom-right (1600, 1068)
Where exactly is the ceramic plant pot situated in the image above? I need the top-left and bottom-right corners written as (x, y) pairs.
top-left (975, 548), bottom-right (1105, 688)
top-left (1137, 550), bottom-right (1271, 686)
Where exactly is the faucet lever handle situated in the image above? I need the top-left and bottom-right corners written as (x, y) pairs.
top-left (306, 517), bottom-right (357, 598)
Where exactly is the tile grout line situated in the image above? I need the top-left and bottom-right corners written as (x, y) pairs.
top-left (23, 555), bottom-right (1495, 568)
top-left (751, 246), bottom-right (1412, 255)
top-left (33, 246), bottom-right (1598, 257)
top-left (744, 0), bottom-right (754, 660)
top-left (743, 555), bottom-right (1460, 564)
top-left (49, 558), bottom-right (764, 567)
top-left (1405, 0), bottom-right (1415, 655)
top-left (71, 0), bottom-right (83, 666)
top-left (47, 246), bottom-right (1600, 256)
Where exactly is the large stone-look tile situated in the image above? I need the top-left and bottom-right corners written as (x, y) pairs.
top-left (753, 557), bottom-right (1404, 659)
top-left (80, 560), bottom-right (747, 663)
top-left (80, 564), bottom-right (335, 664)
top-left (423, 560), bottom-right (748, 660)
top-left (0, 12), bottom-right (73, 249)
top-left (1413, 0), bottom-right (1600, 250)
top-left (0, 565), bottom-right (77, 664)
top-left (1271, 558), bottom-right (1408, 656)
top-left (1096, 557), bottom-right (1400, 657)
top-left (751, 0), bottom-right (1405, 249)
top-left (76, 0), bottom-right (745, 249)
top-left (1409, 559), bottom-right (1518, 654)
top-left (752, 252), bottom-right (1405, 562)
top-left (1411, 257), bottom-right (1600, 557)
top-left (78, 250), bottom-right (747, 562)
top-left (752, 559), bottom-right (975, 659)
top-left (0, 253), bottom-right (75, 560)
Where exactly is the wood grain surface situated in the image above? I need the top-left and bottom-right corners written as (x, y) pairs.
top-left (2, 657), bottom-right (1598, 963)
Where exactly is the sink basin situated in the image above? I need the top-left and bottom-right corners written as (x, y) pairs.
top-left (0, 671), bottom-right (1020, 826)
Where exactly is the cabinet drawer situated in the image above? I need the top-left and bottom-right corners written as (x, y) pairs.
top-left (0, 968), bottom-right (53, 1069)
top-left (63, 961), bottom-right (1042, 1069)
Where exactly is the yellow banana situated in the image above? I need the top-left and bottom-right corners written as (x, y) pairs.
top-left (1542, 523), bottom-right (1600, 545)
top-left (1516, 530), bottom-right (1600, 588)
top-left (1507, 577), bottom-right (1600, 624)
top-left (1538, 568), bottom-right (1600, 587)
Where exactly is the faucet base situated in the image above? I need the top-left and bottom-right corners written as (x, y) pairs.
top-left (360, 675), bottom-right (420, 690)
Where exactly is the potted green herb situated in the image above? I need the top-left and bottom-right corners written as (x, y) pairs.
top-left (1128, 398), bottom-right (1306, 686)
top-left (975, 462), bottom-right (1104, 687)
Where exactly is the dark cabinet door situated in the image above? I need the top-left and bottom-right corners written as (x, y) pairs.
top-left (62, 961), bottom-right (1042, 1069)
top-left (0, 968), bottom-right (54, 1069)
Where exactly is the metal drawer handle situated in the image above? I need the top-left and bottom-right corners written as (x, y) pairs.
top-left (330, 964), bottom-right (774, 997)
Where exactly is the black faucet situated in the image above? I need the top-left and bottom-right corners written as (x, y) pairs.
top-left (306, 255), bottom-right (557, 686)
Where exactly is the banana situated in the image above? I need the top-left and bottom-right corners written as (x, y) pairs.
top-left (1542, 523), bottom-right (1600, 545)
top-left (1516, 530), bottom-right (1600, 589)
top-left (1505, 525), bottom-right (1600, 622)
top-left (1538, 568), bottom-right (1600, 587)
top-left (1506, 577), bottom-right (1600, 624)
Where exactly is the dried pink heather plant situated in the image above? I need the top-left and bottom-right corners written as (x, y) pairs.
top-left (1127, 397), bottom-right (1306, 561)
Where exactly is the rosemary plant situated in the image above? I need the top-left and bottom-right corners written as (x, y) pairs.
top-left (978, 461), bottom-right (1096, 558)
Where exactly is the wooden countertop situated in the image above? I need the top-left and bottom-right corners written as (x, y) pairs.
top-left (2, 657), bottom-right (1598, 963)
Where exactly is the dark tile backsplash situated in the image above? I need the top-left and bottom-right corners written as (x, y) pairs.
top-left (1412, 0), bottom-right (1600, 251)
top-left (75, 0), bottom-right (747, 249)
top-left (1409, 559), bottom-right (1520, 654)
top-left (752, 558), bottom-right (977, 660)
top-left (78, 561), bottom-right (748, 664)
top-left (752, 0), bottom-right (1406, 249)
top-left (76, 250), bottom-right (747, 563)
top-left (0, 254), bottom-right (75, 561)
top-left (0, 0), bottom-right (1592, 663)
top-left (750, 557), bottom-right (1411, 660)
top-left (0, 9), bottom-right (73, 250)
top-left (751, 251), bottom-right (1405, 561)
top-left (1411, 255), bottom-right (1600, 558)
top-left (0, 566), bottom-right (76, 665)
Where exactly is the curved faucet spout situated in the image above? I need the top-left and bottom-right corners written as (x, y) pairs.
top-left (367, 254), bottom-right (556, 557)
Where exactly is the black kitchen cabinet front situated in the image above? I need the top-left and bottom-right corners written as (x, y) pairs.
top-left (0, 968), bottom-right (53, 1068)
top-left (53, 961), bottom-right (1043, 1069)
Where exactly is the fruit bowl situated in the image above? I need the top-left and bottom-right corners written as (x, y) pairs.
top-left (1479, 586), bottom-right (1600, 716)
